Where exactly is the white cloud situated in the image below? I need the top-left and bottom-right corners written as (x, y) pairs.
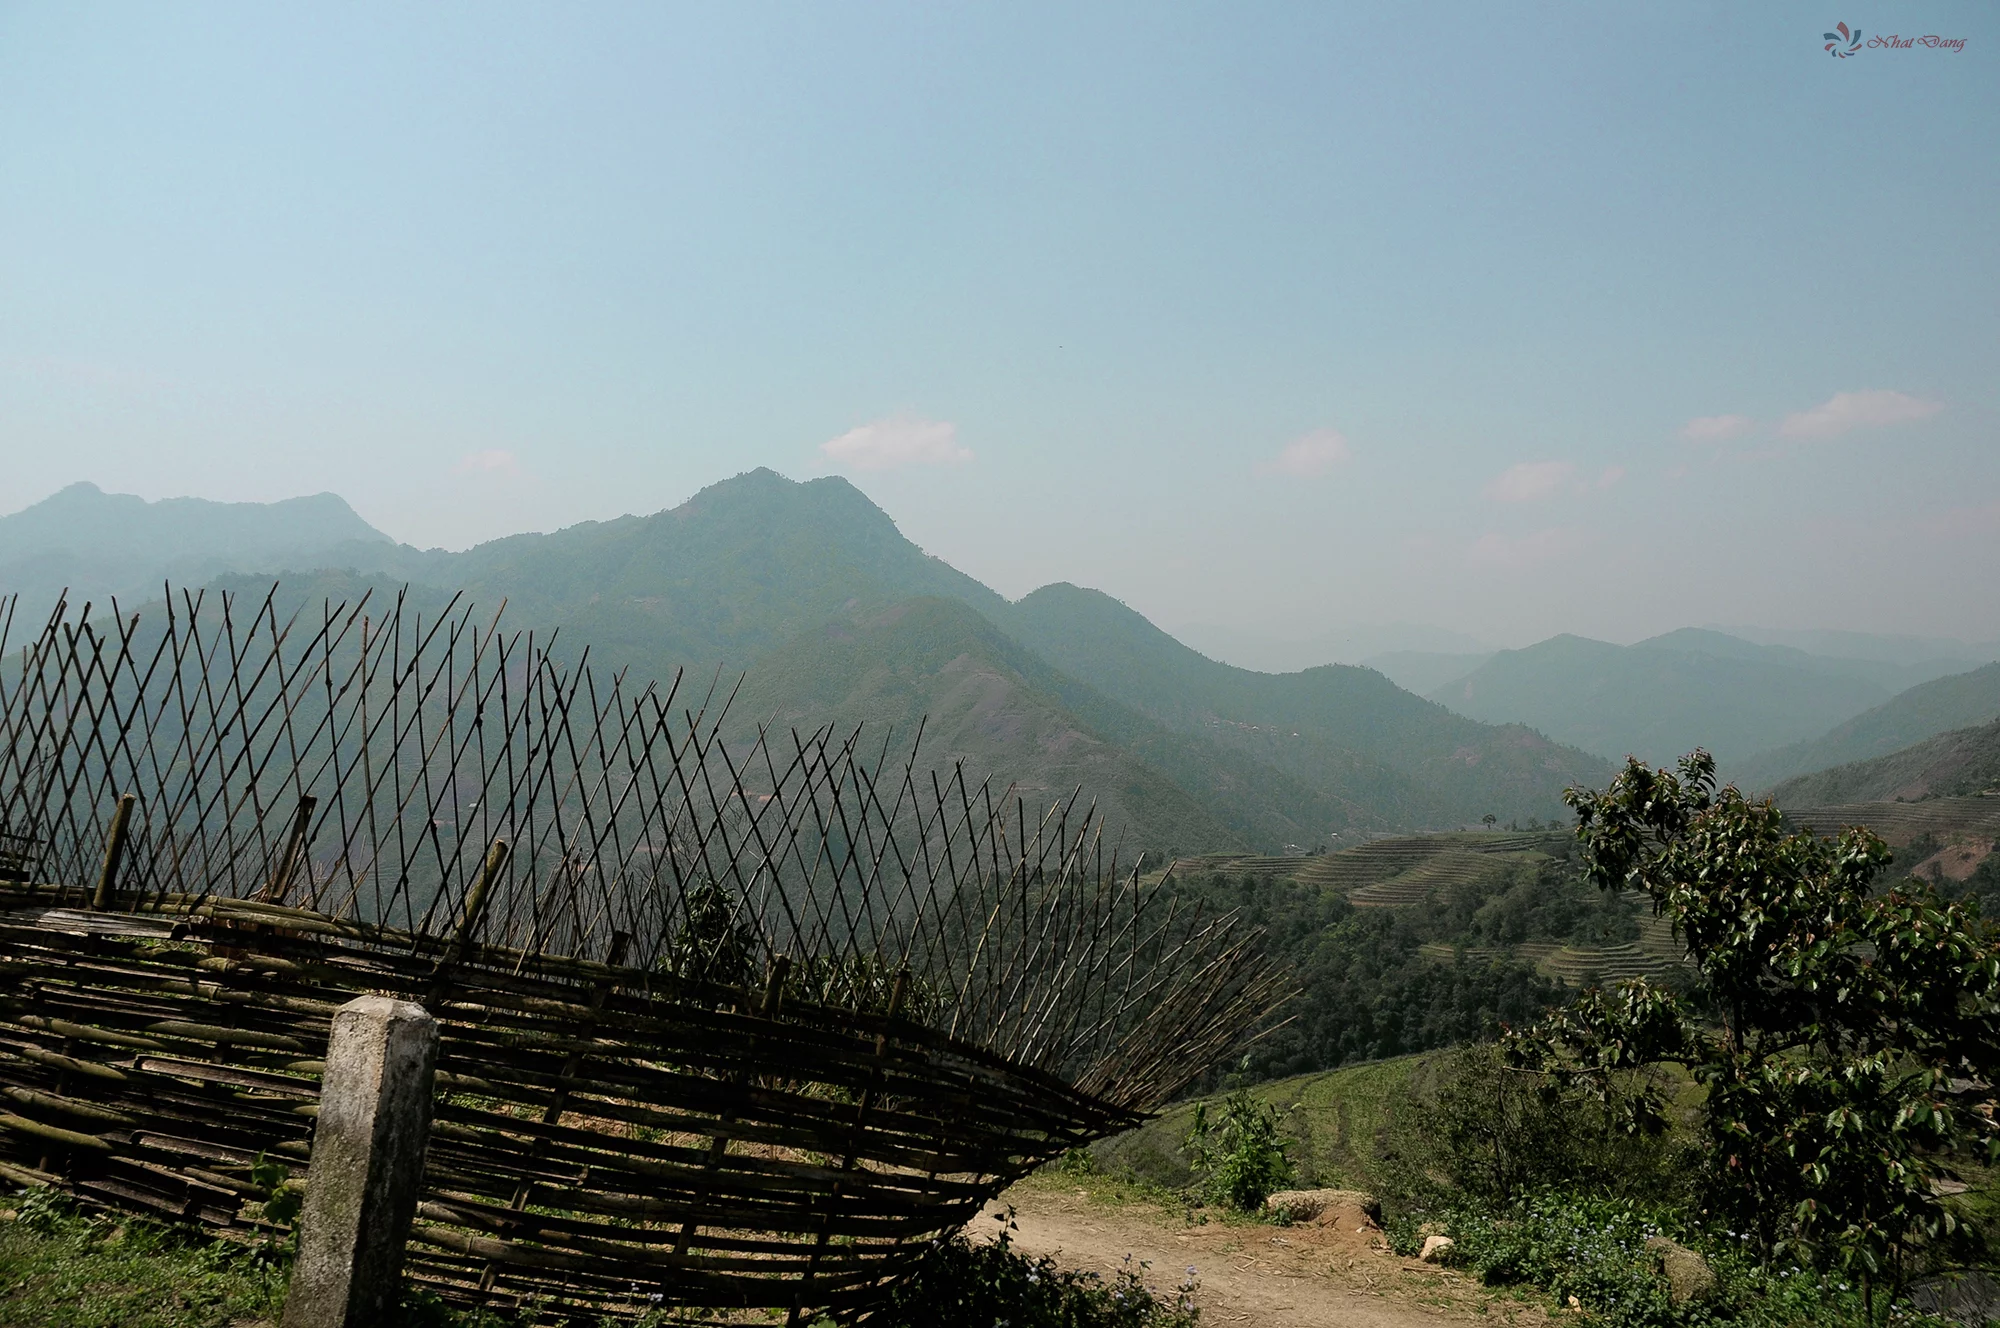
top-left (1484, 460), bottom-right (1574, 503)
top-left (1777, 390), bottom-right (1942, 440)
top-left (1468, 526), bottom-right (1590, 570)
top-left (1681, 414), bottom-right (1753, 443)
top-left (821, 413), bottom-right (971, 470)
top-left (1253, 428), bottom-right (1353, 478)
top-left (1596, 465), bottom-right (1626, 490)
top-left (455, 449), bottom-right (519, 477)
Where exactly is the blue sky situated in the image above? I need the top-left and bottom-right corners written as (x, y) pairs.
top-left (3, 3), bottom-right (1995, 652)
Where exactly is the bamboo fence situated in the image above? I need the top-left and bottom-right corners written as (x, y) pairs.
top-left (0, 584), bottom-right (1284, 1322)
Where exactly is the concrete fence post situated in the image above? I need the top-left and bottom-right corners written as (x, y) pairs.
top-left (282, 995), bottom-right (439, 1328)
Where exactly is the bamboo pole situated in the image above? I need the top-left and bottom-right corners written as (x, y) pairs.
top-left (262, 795), bottom-right (318, 905)
top-left (90, 794), bottom-right (136, 912)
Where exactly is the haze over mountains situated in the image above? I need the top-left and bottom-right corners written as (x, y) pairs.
top-left (5, 473), bottom-right (1997, 853)
top-left (1425, 629), bottom-right (1995, 772)
top-left (0, 481), bottom-right (390, 609)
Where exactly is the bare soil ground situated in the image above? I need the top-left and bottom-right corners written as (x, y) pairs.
top-left (979, 1175), bottom-right (1552, 1328)
top-left (1912, 836), bottom-right (1995, 882)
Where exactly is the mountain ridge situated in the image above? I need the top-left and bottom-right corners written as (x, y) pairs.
top-left (1733, 662), bottom-right (2000, 792)
top-left (1768, 716), bottom-right (2000, 808)
top-left (0, 481), bottom-right (391, 610)
top-left (1000, 583), bottom-right (1611, 826)
top-left (22, 470), bottom-right (1612, 845)
top-left (1427, 631), bottom-right (1894, 766)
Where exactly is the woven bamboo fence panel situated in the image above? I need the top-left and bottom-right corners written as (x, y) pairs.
top-left (0, 585), bottom-right (1284, 1322)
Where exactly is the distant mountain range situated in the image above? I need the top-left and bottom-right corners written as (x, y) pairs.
top-left (1169, 622), bottom-right (1493, 676)
top-left (1710, 625), bottom-right (2000, 670)
top-left (10, 474), bottom-right (1996, 852)
top-left (0, 481), bottom-right (389, 609)
top-left (4, 473), bottom-right (1612, 853)
top-left (1362, 650), bottom-right (1497, 696)
top-left (1000, 584), bottom-right (1590, 833)
top-left (1422, 627), bottom-right (1991, 771)
top-left (1729, 663), bottom-right (2000, 792)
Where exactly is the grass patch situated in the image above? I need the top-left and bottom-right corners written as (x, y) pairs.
top-left (0, 1188), bottom-right (286, 1328)
top-left (1091, 1054), bottom-right (1422, 1191)
top-left (0, 1188), bottom-right (500, 1328)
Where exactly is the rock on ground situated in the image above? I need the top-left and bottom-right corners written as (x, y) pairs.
top-left (1643, 1236), bottom-right (1715, 1304)
top-left (1262, 1188), bottom-right (1382, 1229)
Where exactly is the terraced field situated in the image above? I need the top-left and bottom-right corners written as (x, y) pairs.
top-left (1785, 795), bottom-right (2000, 846)
top-left (1340, 848), bottom-right (1510, 906)
top-left (1180, 832), bottom-right (1694, 987)
top-left (1310, 833), bottom-right (1554, 905)
top-left (1418, 909), bottom-right (1685, 984)
top-left (1177, 832), bottom-right (1562, 905)
top-left (1408, 881), bottom-right (1683, 990)
top-left (1173, 853), bottom-right (1315, 877)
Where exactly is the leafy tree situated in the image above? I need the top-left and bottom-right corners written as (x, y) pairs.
top-left (1174, 869), bottom-right (1566, 1083)
top-left (1508, 752), bottom-right (2000, 1314)
top-left (1374, 1044), bottom-right (1685, 1215)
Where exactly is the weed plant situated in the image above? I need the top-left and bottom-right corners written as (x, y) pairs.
top-left (1181, 1089), bottom-right (1292, 1212)
top-left (1369, 1045), bottom-right (1988, 1325)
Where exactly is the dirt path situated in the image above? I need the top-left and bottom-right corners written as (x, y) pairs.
top-left (980, 1180), bottom-right (1550, 1328)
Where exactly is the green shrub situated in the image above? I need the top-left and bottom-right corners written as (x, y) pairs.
top-left (1182, 1089), bottom-right (1292, 1212)
top-left (1384, 1190), bottom-right (1960, 1328)
top-left (874, 1209), bottom-right (1199, 1327)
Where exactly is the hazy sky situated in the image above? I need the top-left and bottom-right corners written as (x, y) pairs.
top-left (3, 3), bottom-right (1995, 650)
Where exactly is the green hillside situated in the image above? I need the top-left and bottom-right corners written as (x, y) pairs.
top-left (1003, 583), bottom-right (1610, 826)
top-left (1428, 631), bottom-right (1893, 765)
top-left (1734, 661), bottom-right (2000, 791)
top-left (1184, 831), bottom-right (1685, 992)
top-left (726, 597), bottom-right (1291, 854)
top-left (1141, 828), bottom-right (1685, 1086)
top-left (1769, 715), bottom-right (2000, 808)
top-left (1092, 1055), bottom-right (1423, 1191)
